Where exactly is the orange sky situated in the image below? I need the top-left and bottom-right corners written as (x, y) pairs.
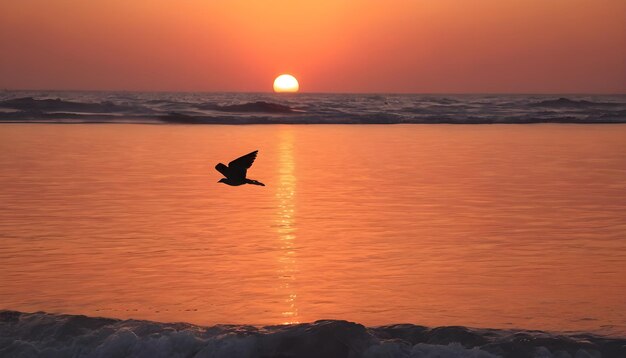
top-left (1, 0), bottom-right (624, 93)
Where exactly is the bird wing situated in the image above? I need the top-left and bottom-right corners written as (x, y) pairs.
top-left (228, 150), bottom-right (258, 177)
top-left (215, 163), bottom-right (231, 177)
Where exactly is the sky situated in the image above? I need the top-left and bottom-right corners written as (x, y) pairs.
top-left (1, 0), bottom-right (625, 93)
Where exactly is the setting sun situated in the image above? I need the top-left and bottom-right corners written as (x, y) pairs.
top-left (273, 74), bottom-right (299, 93)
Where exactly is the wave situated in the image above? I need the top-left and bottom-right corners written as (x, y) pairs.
top-left (155, 113), bottom-right (626, 124)
top-left (198, 101), bottom-right (297, 113)
top-left (0, 97), bottom-right (144, 114)
top-left (529, 98), bottom-right (624, 108)
top-left (2, 112), bottom-right (625, 124)
top-left (1, 311), bottom-right (624, 358)
top-left (1, 92), bottom-right (625, 124)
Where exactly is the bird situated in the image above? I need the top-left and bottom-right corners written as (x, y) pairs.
top-left (215, 150), bottom-right (265, 186)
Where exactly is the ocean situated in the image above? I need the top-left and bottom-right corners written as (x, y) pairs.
top-left (1, 91), bottom-right (625, 124)
top-left (0, 92), bottom-right (625, 357)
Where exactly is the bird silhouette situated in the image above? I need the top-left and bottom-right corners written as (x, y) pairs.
top-left (215, 150), bottom-right (265, 186)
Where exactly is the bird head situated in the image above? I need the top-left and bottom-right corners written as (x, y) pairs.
top-left (217, 178), bottom-right (226, 184)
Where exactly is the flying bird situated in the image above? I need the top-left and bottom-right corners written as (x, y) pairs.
top-left (215, 150), bottom-right (265, 186)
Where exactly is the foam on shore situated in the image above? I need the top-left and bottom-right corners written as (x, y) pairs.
top-left (1, 310), bottom-right (624, 358)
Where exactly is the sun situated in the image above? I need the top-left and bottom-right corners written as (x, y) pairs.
top-left (273, 74), bottom-right (299, 93)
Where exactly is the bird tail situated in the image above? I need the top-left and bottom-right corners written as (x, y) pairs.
top-left (246, 179), bottom-right (265, 186)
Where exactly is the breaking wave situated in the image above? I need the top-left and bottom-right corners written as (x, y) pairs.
top-left (199, 101), bottom-right (296, 113)
top-left (0, 91), bottom-right (625, 124)
top-left (1, 311), bottom-right (624, 358)
top-left (529, 97), bottom-right (623, 108)
top-left (0, 97), bottom-right (141, 113)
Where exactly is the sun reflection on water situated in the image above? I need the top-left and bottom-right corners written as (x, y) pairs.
top-left (276, 129), bottom-right (298, 324)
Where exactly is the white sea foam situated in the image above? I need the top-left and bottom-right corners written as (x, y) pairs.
top-left (1, 311), bottom-right (623, 358)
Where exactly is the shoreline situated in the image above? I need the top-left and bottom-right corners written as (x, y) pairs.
top-left (1, 310), bottom-right (625, 358)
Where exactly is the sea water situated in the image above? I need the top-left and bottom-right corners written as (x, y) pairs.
top-left (0, 91), bottom-right (625, 124)
top-left (0, 105), bottom-right (625, 356)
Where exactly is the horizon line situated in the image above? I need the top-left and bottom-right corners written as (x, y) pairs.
top-left (2, 88), bottom-right (626, 96)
